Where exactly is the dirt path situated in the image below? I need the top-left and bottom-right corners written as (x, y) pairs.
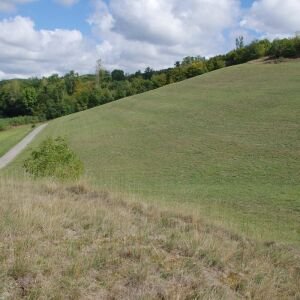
top-left (0, 123), bottom-right (48, 170)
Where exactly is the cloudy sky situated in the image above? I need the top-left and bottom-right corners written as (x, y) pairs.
top-left (0, 0), bottom-right (299, 79)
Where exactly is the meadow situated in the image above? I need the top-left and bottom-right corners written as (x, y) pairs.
top-left (0, 179), bottom-right (299, 299)
top-left (4, 61), bottom-right (300, 244)
top-left (0, 125), bottom-right (32, 157)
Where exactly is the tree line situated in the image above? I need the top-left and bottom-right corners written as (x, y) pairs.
top-left (0, 36), bottom-right (299, 123)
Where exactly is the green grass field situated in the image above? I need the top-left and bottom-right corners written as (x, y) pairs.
top-left (5, 61), bottom-right (300, 244)
top-left (0, 125), bottom-right (32, 157)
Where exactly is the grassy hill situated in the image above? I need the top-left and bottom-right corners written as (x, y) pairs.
top-left (5, 61), bottom-right (300, 244)
top-left (1, 179), bottom-right (299, 299)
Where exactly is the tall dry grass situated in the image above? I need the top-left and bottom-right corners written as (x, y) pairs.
top-left (0, 179), bottom-right (299, 299)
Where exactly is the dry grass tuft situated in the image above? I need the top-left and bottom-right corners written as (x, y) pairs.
top-left (0, 179), bottom-right (299, 299)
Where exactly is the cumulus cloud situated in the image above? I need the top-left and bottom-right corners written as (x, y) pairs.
top-left (241, 0), bottom-right (300, 38)
top-left (1, 0), bottom-right (299, 79)
top-left (0, 16), bottom-right (98, 79)
top-left (0, 0), bottom-right (35, 13)
top-left (89, 0), bottom-right (241, 71)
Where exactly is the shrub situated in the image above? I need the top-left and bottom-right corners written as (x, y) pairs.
top-left (24, 137), bottom-right (84, 181)
top-left (0, 123), bottom-right (8, 131)
top-left (269, 38), bottom-right (298, 58)
top-left (0, 115), bottom-right (43, 131)
top-left (295, 37), bottom-right (300, 55)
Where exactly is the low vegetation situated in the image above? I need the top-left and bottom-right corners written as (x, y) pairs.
top-left (0, 179), bottom-right (299, 299)
top-left (0, 116), bottom-right (41, 131)
top-left (24, 137), bottom-right (84, 181)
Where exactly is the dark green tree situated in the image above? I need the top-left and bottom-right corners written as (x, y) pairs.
top-left (111, 69), bottom-right (125, 81)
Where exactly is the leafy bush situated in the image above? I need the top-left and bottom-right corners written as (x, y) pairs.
top-left (0, 123), bottom-right (8, 131)
top-left (0, 115), bottom-right (42, 131)
top-left (24, 137), bottom-right (84, 181)
top-left (7, 115), bottom-right (42, 126)
top-left (268, 38), bottom-right (300, 58)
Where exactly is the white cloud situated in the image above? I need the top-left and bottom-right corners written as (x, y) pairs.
top-left (0, 0), bottom-right (35, 12)
top-left (54, 0), bottom-right (79, 7)
top-left (2, 0), bottom-right (299, 79)
top-left (241, 0), bottom-right (300, 37)
top-left (89, 0), bottom-right (241, 72)
top-left (0, 16), bottom-right (98, 79)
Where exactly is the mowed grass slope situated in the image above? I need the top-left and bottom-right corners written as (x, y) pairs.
top-left (6, 61), bottom-right (300, 243)
top-left (0, 125), bottom-right (32, 157)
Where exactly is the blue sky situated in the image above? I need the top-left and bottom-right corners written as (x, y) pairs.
top-left (0, 0), bottom-right (299, 79)
top-left (0, 1), bottom-right (92, 33)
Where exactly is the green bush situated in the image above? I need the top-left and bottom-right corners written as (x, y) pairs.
top-left (269, 38), bottom-right (299, 58)
top-left (24, 137), bottom-right (84, 181)
top-left (0, 116), bottom-right (42, 131)
top-left (0, 123), bottom-right (8, 131)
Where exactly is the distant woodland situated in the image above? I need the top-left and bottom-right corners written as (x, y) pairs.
top-left (0, 36), bottom-right (299, 125)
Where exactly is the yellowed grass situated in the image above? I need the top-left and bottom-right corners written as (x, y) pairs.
top-left (0, 179), bottom-right (299, 299)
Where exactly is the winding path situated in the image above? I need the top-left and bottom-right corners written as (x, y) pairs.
top-left (0, 123), bottom-right (48, 170)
